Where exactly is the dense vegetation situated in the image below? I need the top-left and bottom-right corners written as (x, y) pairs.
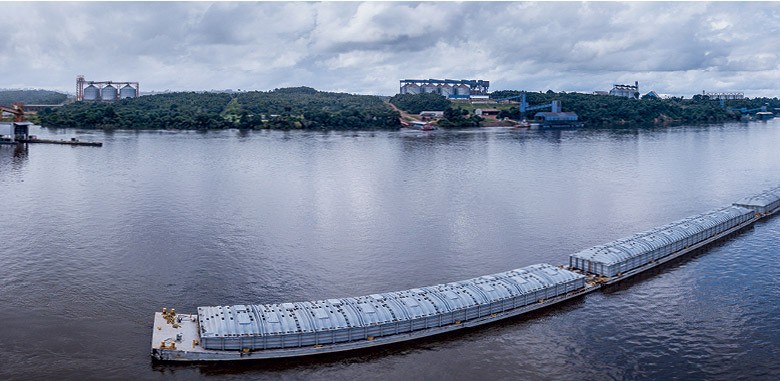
top-left (39, 87), bottom-right (401, 130)
top-left (389, 93), bottom-right (452, 114)
top-left (0, 89), bottom-right (68, 106)
top-left (32, 86), bottom-right (780, 130)
top-left (390, 90), bottom-right (780, 127)
top-left (437, 107), bottom-right (483, 127)
top-left (490, 90), bottom-right (780, 126)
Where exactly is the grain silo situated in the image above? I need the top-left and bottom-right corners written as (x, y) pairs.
top-left (401, 83), bottom-right (420, 95)
top-left (120, 84), bottom-right (137, 99)
top-left (101, 84), bottom-right (117, 101)
top-left (454, 84), bottom-right (470, 97)
top-left (439, 84), bottom-right (453, 97)
top-left (422, 83), bottom-right (438, 94)
top-left (83, 85), bottom-right (99, 101)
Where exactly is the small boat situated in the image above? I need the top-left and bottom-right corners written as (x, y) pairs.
top-left (409, 121), bottom-right (437, 131)
top-left (514, 119), bottom-right (531, 128)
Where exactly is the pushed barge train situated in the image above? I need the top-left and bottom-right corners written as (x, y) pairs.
top-left (152, 185), bottom-right (780, 361)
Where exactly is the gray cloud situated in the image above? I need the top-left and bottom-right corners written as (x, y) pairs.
top-left (2, 1), bottom-right (779, 97)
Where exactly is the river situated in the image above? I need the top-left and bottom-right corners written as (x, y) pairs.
top-left (1, 122), bottom-right (778, 380)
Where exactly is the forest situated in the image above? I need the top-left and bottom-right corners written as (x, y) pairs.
top-left (388, 90), bottom-right (779, 127)
top-left (489, 90), bottom-right (780, 126)
top-left (38, 87), bottom-right (401, 130)
top-left (0, 89), bottom-right (67, 106)
top-left (31, 87), bottom-right (780, 130)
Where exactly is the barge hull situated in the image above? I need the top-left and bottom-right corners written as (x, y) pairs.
top-left (152, 284), bottom-right (598, 362)
top-left (602, 213), bottom-right (760, 285)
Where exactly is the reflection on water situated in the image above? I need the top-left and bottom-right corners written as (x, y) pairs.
top-left (0, 122), bottom-right (779, 380)
top-left (0, 143), bottom-right (27, 178)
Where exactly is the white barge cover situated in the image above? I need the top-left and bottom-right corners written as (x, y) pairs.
top-left (569, 205), bottom-right (754, 277)
top-left (197, 263), bottom-right (584, 351)
top-left (733, 186), bottom-right (780, 214)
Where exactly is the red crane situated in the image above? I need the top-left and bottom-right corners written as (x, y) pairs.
top-left (0, 102), bottom-right (25, 122)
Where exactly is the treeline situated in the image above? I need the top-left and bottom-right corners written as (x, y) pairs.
top-left (39, 87), bottom-right (401, 130)
top-left (39, 92), bottom-right (233, 129)
top-left (389, 93), bottom-right (452, 114)
top-left (0, 89), bottom-right (68, 106)
top-left (490, 90), bottom-right (780, 125)
top-left (231, 87), bottom-right (399, 130)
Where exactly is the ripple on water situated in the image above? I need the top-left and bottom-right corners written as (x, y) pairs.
top-left (1, 126), bottom-right (780, 380)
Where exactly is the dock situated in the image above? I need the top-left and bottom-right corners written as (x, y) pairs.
top-left (18, 137), bottom-right (102, 147)
top-left (1, 122), bottom-right (102, 147)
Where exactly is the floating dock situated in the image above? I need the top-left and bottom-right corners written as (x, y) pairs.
top-left (18, 138), bottom-right (102, 147)
top-left (1, 122), bottom-right (102, 147)
top-left (152, 185), bottom-right (780, 362)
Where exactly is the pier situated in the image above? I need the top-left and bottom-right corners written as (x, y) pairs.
top-left (0, 122), bottom-right (102, 147)
top-left (17, 137), bottom-right (103, 147)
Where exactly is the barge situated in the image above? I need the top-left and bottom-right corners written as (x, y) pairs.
top-left (152, 185), bottom-right (780, 362)
top-left (153, 264), bottom-right (594, 361)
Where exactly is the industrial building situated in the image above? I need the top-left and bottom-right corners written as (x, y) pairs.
top-left (77, 75), bottom-right (140, 101)
top-left (534, 111), bottom-right (579, 124)
top-left (525, 100), bottom-right (582, 127)
top-left (703, 91), bottom-right (744, 100)
top-left (474, 108), bottom-right (500, 117)
top-left (609, 82), bottom-right (640, 99)
top-left (399, 79), bottom-right (489, 99)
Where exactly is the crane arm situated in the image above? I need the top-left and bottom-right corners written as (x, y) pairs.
top-left (525, 103), bottom-right (554, 112)
top-left (0, 103), bottom-right (25, 122)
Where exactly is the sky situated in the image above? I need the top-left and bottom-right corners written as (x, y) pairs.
top-left (2, 1), bottom-right (780, 98)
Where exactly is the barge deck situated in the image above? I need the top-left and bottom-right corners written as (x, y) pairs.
top-left (152, 283), bottom-right (599, 361)
top-left (152, 185), bottom-right (780, 362)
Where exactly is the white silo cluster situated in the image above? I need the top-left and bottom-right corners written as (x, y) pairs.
top-left (399, 79), bottom-right (489, 99)
top-left (76, 76), bottom-right (140, 101)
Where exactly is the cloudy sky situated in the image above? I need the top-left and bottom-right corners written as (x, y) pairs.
top-left (3, 1), bottom-right (780, 97)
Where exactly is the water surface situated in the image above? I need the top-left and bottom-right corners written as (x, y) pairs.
top-left (1, 122), bottom-right (778, 380)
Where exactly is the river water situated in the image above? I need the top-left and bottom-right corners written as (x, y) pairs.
top-left (1, 122), bottom-right (778, 380)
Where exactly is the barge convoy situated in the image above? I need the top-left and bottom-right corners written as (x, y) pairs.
top-left (152, 185), bottom-right (780, 362)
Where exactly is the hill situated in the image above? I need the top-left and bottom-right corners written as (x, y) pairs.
top-left (38, 87), bottom-right (401, 130)
top-left (0, 89), bottom-right (68, 106)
